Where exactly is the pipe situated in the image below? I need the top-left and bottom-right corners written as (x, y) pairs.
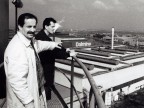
top-left (73, 56), bottom-right (106, 108)
top-left (120, 53), bottom-right (144, 61)
top-left (114, 48), bottom-right (139, 53)
top-left (55, 59), bottom-right (95, 70)
top-left (92, 48), bottom-right (126, 54)
top-left (75, 49), bottom-right (111, 57)
top-left (77, 54), bottom-right (119, 65)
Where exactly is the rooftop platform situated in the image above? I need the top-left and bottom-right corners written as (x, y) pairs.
top-left (54, 46), bottom-right (144, 106)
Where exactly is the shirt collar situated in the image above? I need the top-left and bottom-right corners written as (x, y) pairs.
top-left (17, 31), bottom-right (32, 47)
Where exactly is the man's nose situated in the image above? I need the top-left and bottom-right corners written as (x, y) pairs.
top-left (31, 27), bottom-right (36, 32)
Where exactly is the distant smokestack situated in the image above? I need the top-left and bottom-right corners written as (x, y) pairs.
top-left (111, 27), bottom-right (114, 49)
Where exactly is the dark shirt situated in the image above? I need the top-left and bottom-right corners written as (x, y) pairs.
top-left (35, 30), bottom-right (70, 86)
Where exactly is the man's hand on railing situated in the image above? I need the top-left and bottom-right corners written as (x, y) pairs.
top-left (66, 49), bottom-right (77, 57)
top-left (70, 51), bottom-right (77, 57)
top-left (69, 50), bottom-right (77, 57)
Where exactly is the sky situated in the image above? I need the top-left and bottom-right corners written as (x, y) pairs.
top-left (9, 0), bottom-right (144, 32)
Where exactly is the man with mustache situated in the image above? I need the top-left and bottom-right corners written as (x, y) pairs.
top-left (4, 13), bottom-right (62, 108)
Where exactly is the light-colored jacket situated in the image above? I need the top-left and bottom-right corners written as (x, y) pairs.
top-left (4, 32), bottom-right (56, 108)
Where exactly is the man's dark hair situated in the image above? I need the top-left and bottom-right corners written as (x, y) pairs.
top-left (18, 13), bottom-right (38, 27)
top-left (43, 17), bottom-right (56, 29)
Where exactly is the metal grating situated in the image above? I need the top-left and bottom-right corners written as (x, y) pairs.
top-left (47, 90), bottom-right (63, 108)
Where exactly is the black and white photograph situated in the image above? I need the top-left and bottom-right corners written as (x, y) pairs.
top-left (1, 0), bottom-right (144, 108)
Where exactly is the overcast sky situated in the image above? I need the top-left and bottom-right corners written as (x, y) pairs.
top-left (9, 0), bottom-right (144, 32)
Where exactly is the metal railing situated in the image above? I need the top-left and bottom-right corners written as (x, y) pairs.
top-left (56, 56), bottom-right (106, 108)
top-left (70, 56), bottom-right (106, 108)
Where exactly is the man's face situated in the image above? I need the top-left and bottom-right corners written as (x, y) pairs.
top-left (18, 18), bottom-right (37, 39)
top-left (45, 21), bottom-right (55, 34)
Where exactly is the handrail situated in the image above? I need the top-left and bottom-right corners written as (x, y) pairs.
top-left (70, 58), bottom-right (74, 108)
top-left (72, 56), bottom-right (106, 108)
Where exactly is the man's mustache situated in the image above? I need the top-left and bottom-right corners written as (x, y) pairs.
top-left (27, 32), bottom-right (35, 35)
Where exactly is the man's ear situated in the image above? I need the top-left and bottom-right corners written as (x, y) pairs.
top-left (45, 25), bottom-right (48, 29)
top-left (18, 25), bottom-right (21, 31)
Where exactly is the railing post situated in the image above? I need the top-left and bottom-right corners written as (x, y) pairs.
top-left (70, 58), bottom-right (74, 108)
top-left (111, 88), bottom-right (114, 108)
